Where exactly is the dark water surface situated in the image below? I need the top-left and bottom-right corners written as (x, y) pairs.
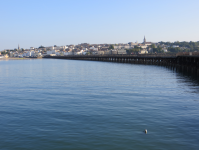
top-left (0, 59), bottom-right (199, 150)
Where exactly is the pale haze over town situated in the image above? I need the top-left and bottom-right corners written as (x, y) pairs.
top-left (0, 0), bottom-right (199, 50)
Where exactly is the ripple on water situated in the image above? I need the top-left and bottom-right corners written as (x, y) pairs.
top-left (0, 59), bottom-right (199, 150)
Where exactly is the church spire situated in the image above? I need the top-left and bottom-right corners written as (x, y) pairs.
top-left (143, 36), bottom-right (146, 44)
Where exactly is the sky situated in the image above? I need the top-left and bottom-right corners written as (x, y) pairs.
top-left (0, 0), bottom-right (199, 50)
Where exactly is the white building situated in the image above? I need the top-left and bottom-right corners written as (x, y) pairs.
top-left (55, 52), bottom-right (61, 56)
top-left (64, 51), bottom-right (73, 55)
top-left (139, 49), bottom-right (148, 54)
top-left (26, 50), bottom-right (35, 57)
top-left (172, 45), bottom-right (179, 48)
top-left (47, 50), bottom-right (55, 55)
top-left (139, 45), bottom-right (148, 49)
top-left (89, 46), bottom-right (98, 51)
top-left (26, 51), bottom-right (31, 57)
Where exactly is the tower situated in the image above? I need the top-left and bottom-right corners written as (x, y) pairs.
top-left (18, 44), bottom-right (20, 50)
top-left (143, 36), bottom-right (146, 44)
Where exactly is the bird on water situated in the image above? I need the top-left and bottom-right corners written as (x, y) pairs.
top-left (144, 129), bottom-right (147, 134)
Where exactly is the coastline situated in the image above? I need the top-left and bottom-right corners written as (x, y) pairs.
top-left (0, 57), bottom-right (42, 60)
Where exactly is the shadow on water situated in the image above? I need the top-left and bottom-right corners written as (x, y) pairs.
top-left (83, 58), bottom-right (199, 85)
top-left (166, 65), bottom-right (199, 84)
top-left (101, 59), bottom-right (199, 84)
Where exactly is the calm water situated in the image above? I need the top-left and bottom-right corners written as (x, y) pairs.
top-left (0, 59), bottom-right (199, 150)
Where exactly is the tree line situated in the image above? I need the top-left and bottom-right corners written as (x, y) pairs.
top-left (159, 41), bottom-right (199, 52)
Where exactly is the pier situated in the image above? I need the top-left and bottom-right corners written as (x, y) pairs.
top-left (44, 53), bottom-right (199, 76)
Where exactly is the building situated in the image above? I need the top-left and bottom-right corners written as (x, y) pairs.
top-left (64, 52), bottom-right (73, 55)
top-left (139, 49), bottom-right (148, 54)
top-left (114, 44), bottom-right (134, 50)
top-left (143, 36), bottom-right (146, 44)
top-left (47, 50), bottom-right (59, 55)
top-left (117, 49), bottom-right (127, 54)
top-left (89, 46), bottom-right (98, 51)
top-left (96, 51), bottom-right (104, 55)
top-left (172, 45), bottom-right (179, 48)
top-left (4, 54), bottom-right (9, 58)
top-left (26, 51), bottom-right (35, 57)
top-left (111, 50), bottom-right (117, 55)
top-left (142, 36), bottom-right (152, 46)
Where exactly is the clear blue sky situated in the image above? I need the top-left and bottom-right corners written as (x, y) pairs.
top-left (0, 0), bottom-right (199, 50)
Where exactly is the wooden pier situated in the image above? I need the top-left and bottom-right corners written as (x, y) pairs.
top-left (44, 53), bottom-right (199, 76)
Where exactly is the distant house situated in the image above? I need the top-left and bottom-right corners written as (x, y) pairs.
top-left (26, 50), bottom-right (35, 57)
top-left (144, 42), bottom-right (152, 46)
top-left (64, 50), bottom-right (74, 55)
top-left (117, 49), bottom-right (127, 54)
top-left (138, 44), bottom-right (148, 49)
top-left (104, 50), bottom-right (111, 55)
top-left (47, 50), bottom-right (59, 55)
top-left (172, 45), bottom-right (179, 48)
top-left (3, 54), bottom-right (9, 58)
top-left (97, 51), bottom-right (104, 55)
top-left (139, 49), bottom-right (148, 54)
top-left (89, 46), bottom-right (98, 51)
top-left (111, 50), bottom-right (117, 54)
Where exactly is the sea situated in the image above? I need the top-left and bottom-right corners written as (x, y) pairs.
top-left (0, 58), bottom-right (199, 150)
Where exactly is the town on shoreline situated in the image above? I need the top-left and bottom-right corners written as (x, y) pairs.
top-left (1, 37), bottom-right (199, 58)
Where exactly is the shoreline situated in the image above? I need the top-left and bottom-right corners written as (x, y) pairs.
top-left (0, 57), bottom-right (42, 60)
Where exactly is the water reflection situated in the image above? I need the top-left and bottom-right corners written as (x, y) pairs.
top-left (0, 59), bottom-right (199, 150)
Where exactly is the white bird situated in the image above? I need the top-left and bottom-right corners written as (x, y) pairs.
top-left (144, 129), bottom-right (147, 134)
